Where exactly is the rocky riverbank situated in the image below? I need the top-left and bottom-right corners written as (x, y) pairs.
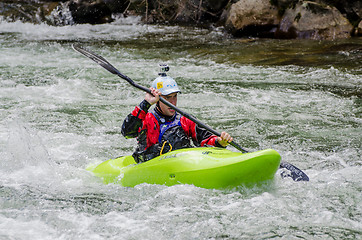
top-left (1, 0), bottom-right (361, 40)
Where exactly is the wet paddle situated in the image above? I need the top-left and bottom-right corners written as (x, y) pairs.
top-left (72, 44), bottom-right (309, 182)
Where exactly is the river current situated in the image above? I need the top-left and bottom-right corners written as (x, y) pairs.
top-left (0, 17), bottom-right (361, 239)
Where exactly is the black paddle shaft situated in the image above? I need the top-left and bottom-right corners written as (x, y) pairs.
top-left (72, 44), bottom-right (309, 181)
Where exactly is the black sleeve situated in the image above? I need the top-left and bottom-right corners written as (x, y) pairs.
top-left (194, 126), bottom-right (225, 148)
top-left (121, 100), bottom-right (151, 139)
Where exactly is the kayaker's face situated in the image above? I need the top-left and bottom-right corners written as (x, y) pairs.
top-left (160, 92), bottom-right (177, 116)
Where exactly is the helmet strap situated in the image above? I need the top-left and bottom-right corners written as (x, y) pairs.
top-left (156, 102), bottom-right (163, 114)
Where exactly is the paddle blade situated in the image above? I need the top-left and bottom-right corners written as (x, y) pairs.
top-left (72, 44), bottom-right (121, 75)
top-left (279, 161), bottom-right (309, 181)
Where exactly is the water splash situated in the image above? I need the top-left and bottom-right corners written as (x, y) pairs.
top-left (45, 2), bottom-right (74, 26)
top-left (3, 120), bottom-right (53, 171)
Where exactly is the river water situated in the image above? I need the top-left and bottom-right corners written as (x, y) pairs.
top-left (0, 16), bottom-right (361, 239)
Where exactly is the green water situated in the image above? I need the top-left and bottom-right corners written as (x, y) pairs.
top-left (0, 18), bottom-right (361, 239)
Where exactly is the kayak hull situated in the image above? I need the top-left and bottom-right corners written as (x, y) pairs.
top-left (89, 147), bottom-right (281, 189)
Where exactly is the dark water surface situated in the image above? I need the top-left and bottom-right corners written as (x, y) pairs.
top-left (0, 18), bottom-right (361, 239)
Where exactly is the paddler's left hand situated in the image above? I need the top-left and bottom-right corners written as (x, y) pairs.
top-left (217, 131), bottom-right (233, 147)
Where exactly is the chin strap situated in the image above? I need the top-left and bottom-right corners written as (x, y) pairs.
top-left (155, 102), bottom-right (162, 114)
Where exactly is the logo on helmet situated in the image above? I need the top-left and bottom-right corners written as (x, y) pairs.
top-left (157, 82), bottom-right (163, 89)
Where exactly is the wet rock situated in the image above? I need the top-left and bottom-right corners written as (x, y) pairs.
top-left (103, 0), bottom-right (129, 13)
top-left (322, 0), bottom-right (362, 27)
top-left (68, 0), bottom-right (112, 24)
top-left (46, 0), bottom-right (129, 25)
top-left (41, 2), bottom-right (60, 16)
top-left (276, 1), bottom-right (354, 40)
top-left (225, 0), bottom-right (280, 37)
top-left (356, 20), bottom-right (362, 36)
top-left (0, 0), bottom-right (44, 23)
top-left (0, 0), bottom-right (113, 25)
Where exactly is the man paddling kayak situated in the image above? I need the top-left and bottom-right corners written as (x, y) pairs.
top-left (72, 45), bottom-right (309, 181)
top-left (121, 65), bottom-right (233, 163)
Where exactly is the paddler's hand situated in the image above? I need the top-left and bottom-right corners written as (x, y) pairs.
top-left (145, 87), bottom-right (161, 105)
top-left (217, 131), bottom-right (233, 147)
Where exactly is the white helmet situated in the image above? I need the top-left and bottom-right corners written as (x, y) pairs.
top-left (151, 64), bottom-right (181, 96)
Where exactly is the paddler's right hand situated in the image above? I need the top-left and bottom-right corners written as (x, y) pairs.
top-left (145, 87), bottom-right (161, 105)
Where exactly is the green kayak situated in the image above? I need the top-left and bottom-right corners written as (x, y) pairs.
top-left (88, 147), bottom-right (281, 189)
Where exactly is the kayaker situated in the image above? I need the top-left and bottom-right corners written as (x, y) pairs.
top-left (121, 65), bottom-right (233, 163)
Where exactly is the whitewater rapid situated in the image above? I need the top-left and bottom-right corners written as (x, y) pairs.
top-left (0, 17), bottom-right (361, 239)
